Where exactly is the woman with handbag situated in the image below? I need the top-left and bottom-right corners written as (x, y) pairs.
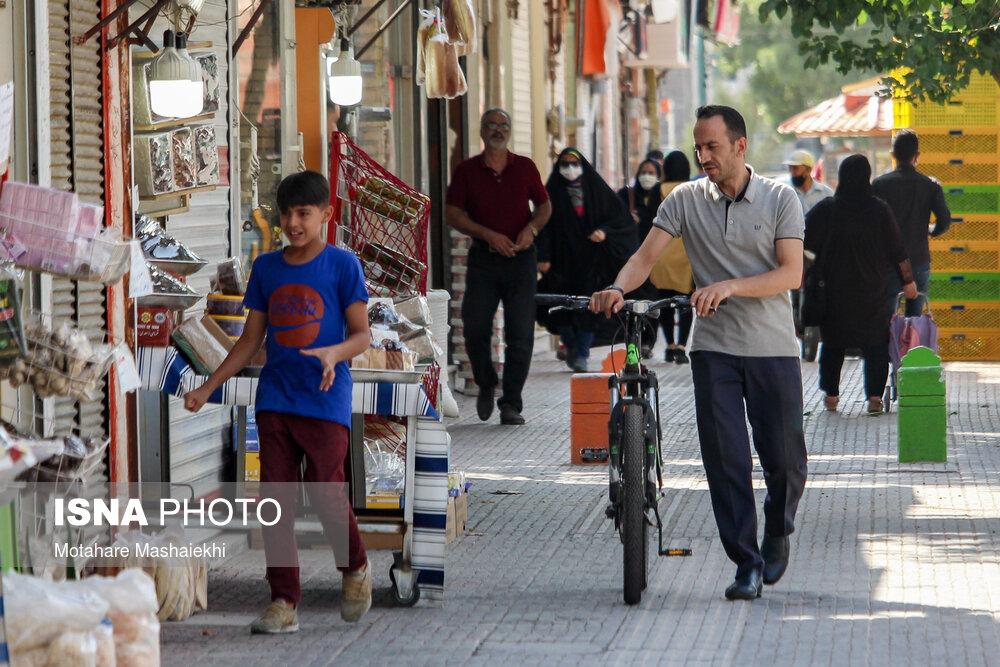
top-left (803, 154), bottom-right (918, 415)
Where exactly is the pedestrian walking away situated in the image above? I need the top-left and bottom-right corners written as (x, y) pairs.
top-left (872, 129), bottom-right (951, 317)
top-left (804, 154), bottom-right (918, 415)
top-left (651, 150), bottom-right (696, 364)
top-left (183, 170), bottom-right (373, 634)
top-left (591, 105), bottom-right (808, 601)
top-left (445, 108), bottom-right (553, 425)
top-left (535, 147), bottom-right (638, 373)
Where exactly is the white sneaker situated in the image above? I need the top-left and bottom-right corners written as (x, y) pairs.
top-left (341, 562), bottom-right (372, 622)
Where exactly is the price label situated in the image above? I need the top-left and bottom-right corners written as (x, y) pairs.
top-left (129, 240), bottom-right (154, 298)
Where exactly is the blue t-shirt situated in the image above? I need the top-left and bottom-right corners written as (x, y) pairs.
top-left (244, 245), bottom-right (369, 427)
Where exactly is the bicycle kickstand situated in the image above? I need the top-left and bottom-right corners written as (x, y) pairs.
top-left (651, 501), bottom-right (693, 557)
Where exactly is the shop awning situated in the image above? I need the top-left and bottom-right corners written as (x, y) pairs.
top-left (580, 0), bottom-right (612, 76)
top-left (777, 78), bottom-right (894, 137)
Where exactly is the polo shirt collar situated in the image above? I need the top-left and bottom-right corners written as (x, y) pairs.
top-left (478, 150), bottom-right (515, 170)
top-left (707, 165), bottom-right (757, 203)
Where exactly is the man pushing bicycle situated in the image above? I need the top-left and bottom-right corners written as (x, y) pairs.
top-left (591, 105), bottom-right (808, 601)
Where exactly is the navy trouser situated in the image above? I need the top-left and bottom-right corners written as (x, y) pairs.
top-left (690, 351), bottom-right (808, 578)
top-left (462, 243), bottom-right (537, 412)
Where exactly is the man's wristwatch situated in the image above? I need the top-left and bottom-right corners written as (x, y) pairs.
top-left (605, 285), bottom-right (625, 296)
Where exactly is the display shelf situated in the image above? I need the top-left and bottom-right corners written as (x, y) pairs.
top-left (139, 184), bottom-right (217, 202)
top-left (134, 112), bottom-right (215, 132)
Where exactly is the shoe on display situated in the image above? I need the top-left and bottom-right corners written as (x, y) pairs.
top-left (250, 599), bottom-right (299, 634)
top-left (341, 562), bottom-right (373, 623)
top-left (476, 385), bottom-right (495, 421)
top-left (499, 404), bottom-right (525, 425)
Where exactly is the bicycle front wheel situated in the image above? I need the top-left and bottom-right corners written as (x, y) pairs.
top-left (622, 403), bottom-right (647, 605)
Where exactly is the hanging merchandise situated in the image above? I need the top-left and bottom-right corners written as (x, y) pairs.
top-left (415, 9), bottom-right (435, 87)
top-left (442, 0), bottom-right (478, 55)
top-left (420, 10), bottom-right (468, 100)
top-left (0, 262), bottom-right (25, 367)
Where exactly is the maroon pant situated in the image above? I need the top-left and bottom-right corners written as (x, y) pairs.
top-left (257, 411), bottom-right (367, 605)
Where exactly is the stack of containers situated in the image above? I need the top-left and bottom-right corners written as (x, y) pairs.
top-left (569, 373), bottom-right (613, 464)
top-left (893, 71), bottom-right (1000, 360)
top-left (206, 293), bottom-right (247, 340)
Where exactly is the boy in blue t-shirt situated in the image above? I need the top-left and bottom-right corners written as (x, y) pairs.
top-left (184, 170), bottom-right (371, 634)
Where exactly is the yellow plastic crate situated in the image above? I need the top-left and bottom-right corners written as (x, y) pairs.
top-left (919, 154), bottom-right (1000, 185)
top-left (960, 72), bottom-right (1000, 96)
top-left (918, 129), bottom-right (1000, 156)
top-left (929, 302), bottom-right (1000, 330)
top-left (928, 242), bottom-right (1000, 271)
top-left (895, 98), bottom-right (1000, 128)
top-left (935, 215), bottom-right (1000, 243)
top-left (937, 328), bottom-right (1000, 361)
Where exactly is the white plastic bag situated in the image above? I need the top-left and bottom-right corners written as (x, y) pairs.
top-left (78, 569), bottom-right (161, 667)
top-left (443, 0), bottom-right (477, 54)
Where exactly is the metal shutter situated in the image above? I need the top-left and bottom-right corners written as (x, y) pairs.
top-left (510, 9), bottom-right (533, 157)
top-left (47, 0), bottom-right (108, 444)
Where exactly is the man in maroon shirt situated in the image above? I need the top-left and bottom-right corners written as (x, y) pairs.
top-left (446, 108), bottom-right (553, 425)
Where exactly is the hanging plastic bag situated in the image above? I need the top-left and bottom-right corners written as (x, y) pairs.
top-left (443, 0), bottom-right (477, 55)
top-left (425, 11), bottom-right (468, 100)
top-left (416, 9), bottom-right (437, 87)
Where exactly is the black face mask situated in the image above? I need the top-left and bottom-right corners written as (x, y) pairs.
top-left (791, 174), bottom-right (807, 187)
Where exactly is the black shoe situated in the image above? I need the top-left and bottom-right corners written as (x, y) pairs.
top-left (640, 344), bottom-right (653, 360)
top-left (476, 385), bottom-right (495, 421)
top-left (564, 347), bottom-right (577, 371)
top-left (724, 570), bottom-right (763, 600)
top-left (674, 349), bottom-right (689, 365)
top-left (665, 348), bottom-right (676, 362)
top-left (499, 404), bottom-right (525, 425)
top-left (761, 535), bottom-right (790, 585)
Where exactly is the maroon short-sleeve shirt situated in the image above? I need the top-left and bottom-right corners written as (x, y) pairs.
top-left (445, 152), bottom-right (549, 241)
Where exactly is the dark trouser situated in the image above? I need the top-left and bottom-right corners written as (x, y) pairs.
top-left (462, 243), bottom-right (537, 412)
top-left (558, 325), bottom-right (595, 361)
top-left (257, 411), bottom-right (367, 606)
top-left (690, 352), bottom-right (808, 578)
top-left (887, 263), bottom-right (930, 318)
top-left (819, 343), bottom-right (890, 398)
top-left (657, 288), bottom-right (693, 347)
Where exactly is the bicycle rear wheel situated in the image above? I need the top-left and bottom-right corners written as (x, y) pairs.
top-left (622, 404), bottom-right (646, 605)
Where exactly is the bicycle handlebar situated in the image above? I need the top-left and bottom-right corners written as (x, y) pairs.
top-left (535, 293), bottom-right (693, 315)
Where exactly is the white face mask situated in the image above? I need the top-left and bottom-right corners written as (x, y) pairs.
top-left (560, 164), bottom-right (583, 181)
top-left (638, 174), bottom-right (659, 190)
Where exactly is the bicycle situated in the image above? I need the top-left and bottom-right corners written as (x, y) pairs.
top-left (536, 293), bottom-right (695, 605)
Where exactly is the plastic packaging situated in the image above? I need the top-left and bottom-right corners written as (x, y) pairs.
top-left (216, 256), bottom-right (246, 296)
top-left (443, 0), bottom-right (477, 53)
top-left (424, 12), bottom-right (468, 99)
top-left (3, 570), bottom-right (109, 665)
top-left (171, 128), bottom-right (197, 190)
top-left (208, 313), bottom-right (246, 339)
top-left (0, 261), bottom-right (25, 368)
top-left (206, 293), bottom-right (246, 316)
top-left (78, 569), bottom-right (161, 667)
top-left (172, 316), bottom-right (231, 374)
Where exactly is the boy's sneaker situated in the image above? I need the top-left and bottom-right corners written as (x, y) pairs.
top-left (341, 562), bottom-right (372, 622)
top-left (250, 599), bottom-right (299, 634)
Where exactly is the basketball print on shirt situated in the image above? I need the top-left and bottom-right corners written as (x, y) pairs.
top-left (269, 284), bottom-right (325, 347)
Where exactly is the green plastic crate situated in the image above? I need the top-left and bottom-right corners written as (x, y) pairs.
top-left (943, 186), bottom-right (1000, 214)
top-left (929, 272), bottom-right (1000, 301)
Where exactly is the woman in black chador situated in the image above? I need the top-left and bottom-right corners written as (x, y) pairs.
top-left (537, 148), bottom-right (639, 372)
top-left (804, 154), bottom-right (917, 414)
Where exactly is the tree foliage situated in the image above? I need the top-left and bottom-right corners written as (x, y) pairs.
top-left (759, 0), bottom-right (1000, 102)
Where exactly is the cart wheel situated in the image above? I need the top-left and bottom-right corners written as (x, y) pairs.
top-left (388, 565), bottom-right (421, 607)
top-left (801, 327), bottom-right (820, 362)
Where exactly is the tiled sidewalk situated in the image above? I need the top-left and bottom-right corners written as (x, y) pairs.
top-left (161, 346), bottom-right (1000, 666)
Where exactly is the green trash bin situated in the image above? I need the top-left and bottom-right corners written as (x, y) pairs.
top-left (897, 346), bottom-right (947, 462)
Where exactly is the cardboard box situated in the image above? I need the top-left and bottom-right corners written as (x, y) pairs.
top-left (245, 452), bottom-right (260, 481)
top-left (200, 314), bottom-right (235, 353)
top-left (360, 530), bottom-right (404, 551)
top-left (446, 493), bottom-right (468, 544)
top-left (137, 307), bottom-right (174, 346)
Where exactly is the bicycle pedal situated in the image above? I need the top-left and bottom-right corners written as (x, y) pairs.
top-left (659, 548), bottom-right (693, 557)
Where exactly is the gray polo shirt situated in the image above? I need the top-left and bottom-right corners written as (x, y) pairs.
top-left (653, 166), bottom-right (804, 357)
